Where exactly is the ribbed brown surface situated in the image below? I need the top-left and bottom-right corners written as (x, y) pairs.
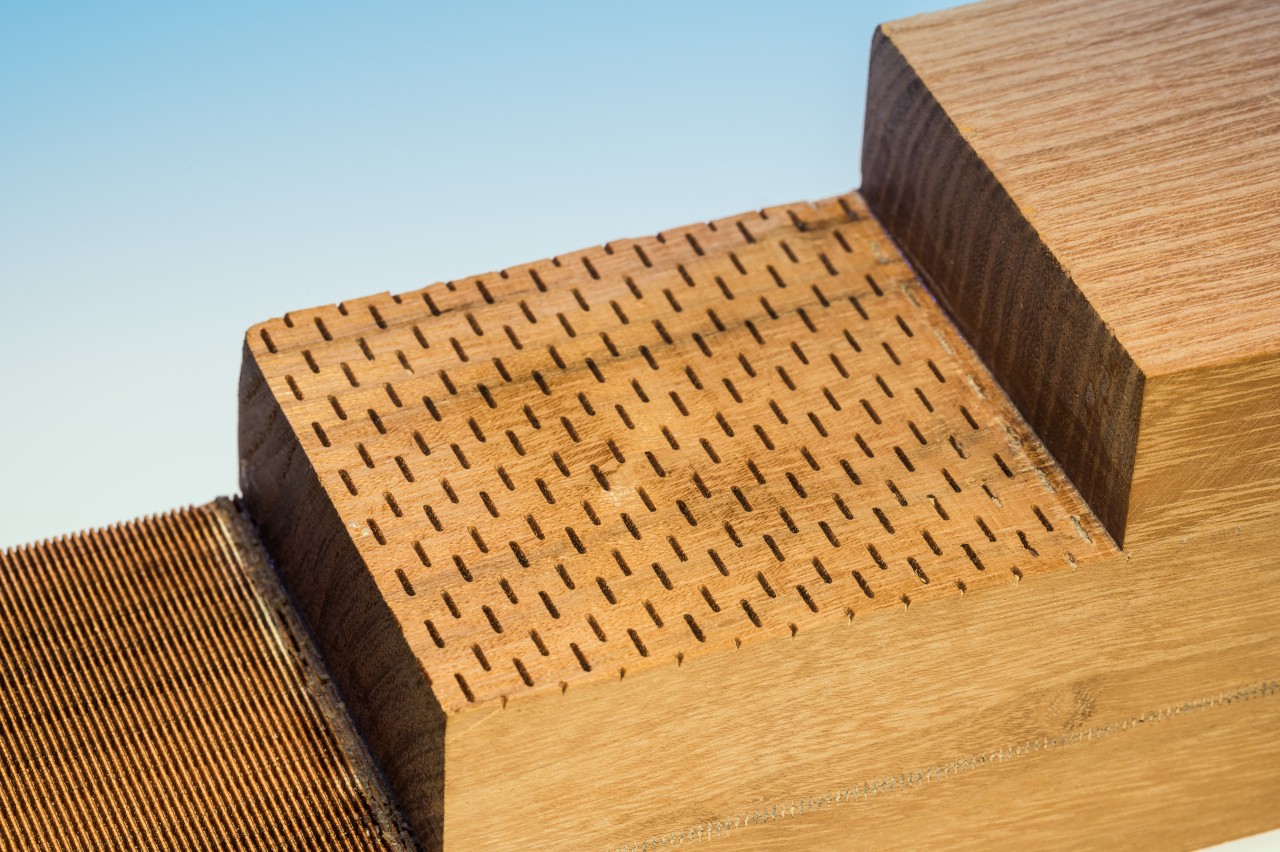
top-left (0, 500), bottom-right (415, 850)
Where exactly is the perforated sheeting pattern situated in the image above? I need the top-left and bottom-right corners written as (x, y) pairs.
top-left (246, 192), bottom-right (1111, 713)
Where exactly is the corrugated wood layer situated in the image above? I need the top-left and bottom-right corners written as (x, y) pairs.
top-left (0, 499), bottom-right (416, 850)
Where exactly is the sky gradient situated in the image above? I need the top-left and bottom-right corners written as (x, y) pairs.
top-left (1, 1), bottom-right (960, 546)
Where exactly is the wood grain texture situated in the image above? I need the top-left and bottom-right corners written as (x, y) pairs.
top-left (862, 0), bottom-right (1280, 546)
top-left (0, 500), bottom-right (415, 850)
top-left (240, 192), bottom-right (1118, 846)
top-left (241, 192), bottom-right (1108, 713)
top-left (448, 513), bottom-right (1280, 851)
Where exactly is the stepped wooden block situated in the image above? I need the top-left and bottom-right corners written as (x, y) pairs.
top-left (2, 0), bottom-right (1276, 848)
top-left (0, 501), bottom-right (414, 850)
top-left (239, 189), bottom-right (1280, 847)
top-left (862, 0), bottom-right (1280, 546)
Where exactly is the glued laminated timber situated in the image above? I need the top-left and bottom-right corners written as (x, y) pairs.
top-left (240, 194), bottom-right (1280, 850)
top-left (5, 0), bottom-right (1279, 848)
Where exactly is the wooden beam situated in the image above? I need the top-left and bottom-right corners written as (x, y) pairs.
top-left (240, 186), bottom-right (1278, 848)
top-left (862, 0), bottom-right (1280, 546)
top-left (5, 1), bottom-right (1278, 848)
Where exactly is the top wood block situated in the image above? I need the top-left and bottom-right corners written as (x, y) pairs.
top-left (863, 0), bottom-right (1280, 545)
top-left (879, 0), bottom-right (1280, 374)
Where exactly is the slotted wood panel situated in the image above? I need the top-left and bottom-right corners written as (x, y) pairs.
top-left (0, 500), bottom-right (414, 850)
top-left (243, 192), bottom-right (1109, 714)
top-left (240, 191), bottom-right (1116, 845)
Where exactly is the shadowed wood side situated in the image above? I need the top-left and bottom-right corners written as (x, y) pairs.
top-left (861, 29), bottom-right (1143, 543)
top-left (240, 348), bottom-right (446, 851)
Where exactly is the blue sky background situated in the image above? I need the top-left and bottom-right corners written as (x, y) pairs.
top-left (0, 1), bottom-right (962, 546)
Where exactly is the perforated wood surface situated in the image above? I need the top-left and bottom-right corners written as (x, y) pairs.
top-left (0, 501), bottom-right (414, 850)
top-left (244, 192), bottom-right (1112, 715)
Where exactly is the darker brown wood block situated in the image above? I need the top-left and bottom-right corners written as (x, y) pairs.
top-left (862, 0), bottom-right (1280, 547)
